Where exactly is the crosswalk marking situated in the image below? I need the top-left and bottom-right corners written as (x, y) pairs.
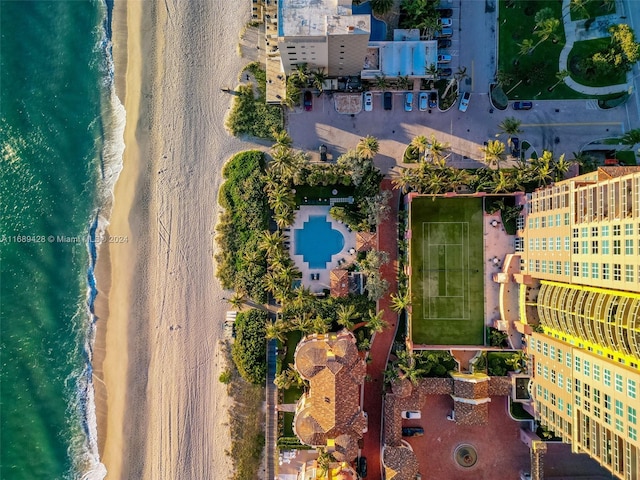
top-left (586, 100), bottom-right (599, 110)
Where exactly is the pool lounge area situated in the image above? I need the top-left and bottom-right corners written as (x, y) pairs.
top-left (288, 206), bottom-right (357, 293)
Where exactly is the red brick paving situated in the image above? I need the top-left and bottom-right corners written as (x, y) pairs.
top-left (362, 179), bottom-right (400, 480)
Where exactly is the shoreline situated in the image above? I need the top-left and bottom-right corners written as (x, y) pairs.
top-left (94, 0), bottom-right (253, 477)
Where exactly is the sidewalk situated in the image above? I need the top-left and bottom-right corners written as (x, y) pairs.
top-left (361, 179), bottom-right (401, 480)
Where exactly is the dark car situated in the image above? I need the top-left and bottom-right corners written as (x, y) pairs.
top-left (437, 38), bottom-right (452, 48)
top-left (512, 101), bottom-right (533, 110)
top-left (510, 137), bottom-right (520, 158)
top-left (303, 90), bottom-right (313, 111)
top-left (428, 91), bottom-right (437, 108)
top-left (402, 427), bottom-right (424, 437)
top-left (358, 457), bottom-right (367, 478)
top-left (319, 144), bottom-right (328, 162)
top-left (438, 8), bottom-right (453, 17)
top-left (383, 91), bottom-right (392, 110)
top-left (437, 67), bottom-right (452, 77)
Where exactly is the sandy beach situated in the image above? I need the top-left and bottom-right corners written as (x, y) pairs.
top-left (93, 0), bottom-right (257, 477)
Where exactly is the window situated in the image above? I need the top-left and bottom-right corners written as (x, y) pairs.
top-left (602, 225), bottom-right (609, 237)
top-left (592, 263), bottom-right (599, 279)
top-left (602, 240), bottom-right (610, 254)
top-left (528, 239), bottom-right (533, 251)
top-left (564, 261), bottom-right (570, 276)
top-left (551, 392), bottom-right (556, 406)
top-left (625, 223), bottom-right (633, 235)
top-left (557, 349), bottom-right (563, 363)
top-left (613, 264), bottom-right (621, 281)
top-left (604, 369), bottom-right (611, 386)
top-left (528, 218), bottom-right (533, 229)
top-left (575, 395), bottom-right (581, 407)
top-left (542, 260), bottom-right (547, 273)
top-left (567, 379), bottom-right (572, 394)
top-left (629, 426), bottom-right (638, 441)
top-left (556, 261), bottom-right (562, 275)
top-left (543, 343), bottom-right (549, 356)
top-left (558, 398), bottom-right (564, 412)
top-left (529, 259), bottom-right (534, 272)
top-left (548, 237), bottom-right (554, 251)
top-left (573, 262), bottom-right (580, 277)
top-left (548, 215), bottom-right (554, 227)
top-left (556, 214), bottom-right (561, 226)
top-left (594, 405), bottom-right (600, 419)
top-left (582, 241), bottom-right (588, 254)
top-left (628, 379), bottom-right (637, 399)
top-left (567, 403), bottom-right (572, 416)
top-left (542, 238), bottom-right (547, 250)
top-left (566, 352), bottom-right (572, 368)
top-left (615, 418), bottom-right (623, 432)
top-left (613, 239), bottom-right (621, 255)
top-left (604, 393), bottom-right (611, 409)
top-left (564, 212), bottom-right (570, 225)
top-left (582, 262), bottom-right (589, 277)
top-left (535, 238), bottom-right (540, 250)
top-left (543, 388), bottom-right (549, 401)
top-left (537, 384), bottom-right (542, 396)
top-left (550, 346), bottom-right (556, 359)
top-left (592, 240), bottom-right (598, 254)
top-left (575, 356), bottom-right (581, 373)
top-left (573, 227), bottom-right (579, 238)
top-left (593, 364), bottom-right (600, 381)
top-left (584, 360), bottom-right (590, 377)
top-left (558, 373), bottom-right (564, 389)
top-left (613, 224), bottom-right (620, 236)
top-left (581, 227), bottom-right (588, 238)
top-left (535, 217), bottom-right (540, 229)
top-left (575, 378), bottom-right (581, 393)
top-left (551, 370), bottom-right (556, 383)
top-left (535, 259), bottom-right (540, 272)
top-left (543, 365), bottom-right (549, 380)
top-left (536, 362), bottom-right (542, 376)
top-left (625, 265), bottom-right (634, 282)
top-left (556, 237), bottom-right (561, 250)
top-left (615, 374), bottom-right (623, 392)
top-left (564, 237), bottom-right (570, 250)
top-left (594, 388), bottom-right (600, 404)
top-left (573, 241), bottom-right (579, 254)
top-left (584, 384), bottom-right (591, 399)
top-left (628, 406), bottom-right (637, 424)
top-left (605, 412), bottom-right (612, 425)
top-left (615, 399), bottom-right (623, 416)
top-left (591, 226), bottom-right (598, 236)
top-left (625, 239), bottom-right (634, 254)
top-left (541, 216), bottom-right (546, 228)
top-left (602, 263), bottom-right (610, 280)
top-left (584, 400), bottom-right (590, 412)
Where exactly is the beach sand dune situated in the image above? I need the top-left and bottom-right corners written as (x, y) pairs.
top-left (95, 1), bottom-right (260, 478)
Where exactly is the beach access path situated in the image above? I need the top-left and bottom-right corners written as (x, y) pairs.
top-left (95, 1), bottom-right (262, 478)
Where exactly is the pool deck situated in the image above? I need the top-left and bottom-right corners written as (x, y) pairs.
top-left (287, 206), bottom-right (357, 293)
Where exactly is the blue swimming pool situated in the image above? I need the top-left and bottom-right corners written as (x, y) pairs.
top-left (294, 215), bottom-right (345, 269)
top-left (352, 2), bottom-right (387, 41)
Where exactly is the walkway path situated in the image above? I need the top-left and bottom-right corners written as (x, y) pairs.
top-left (559, 0), bottom-right (631, 95)
top-left (361, 179), bottom-right (401, 480)
top-left (265, 339), bottom-right (278, 480)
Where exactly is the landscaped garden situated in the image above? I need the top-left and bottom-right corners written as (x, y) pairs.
top-left (568, 37), bottom-right (630, 87)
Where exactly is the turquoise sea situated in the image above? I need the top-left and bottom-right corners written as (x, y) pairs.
top-left (1, 1), bottom-right (123, 478)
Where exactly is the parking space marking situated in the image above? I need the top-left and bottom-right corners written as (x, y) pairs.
top-left (520, 122), bottom-right (621, 127)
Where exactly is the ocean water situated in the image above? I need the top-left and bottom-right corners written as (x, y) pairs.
top-left (0, 1), bottom-right (123, 479)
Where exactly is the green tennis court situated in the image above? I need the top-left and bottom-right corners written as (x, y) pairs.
top-left (409, 197), bottom-right (484, 345)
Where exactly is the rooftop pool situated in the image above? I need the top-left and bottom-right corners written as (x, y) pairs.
top-left (294, 215), bottom-right (345, 269)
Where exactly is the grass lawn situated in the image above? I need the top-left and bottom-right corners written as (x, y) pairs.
top-left (568, 38), bottom-right (627, 87)
top-left (615, 150), bottom-right (638, 165)
top-left (569, 0), bottom-right (615, 21)
top-left (293, 184), bottom-right (355, 206)
top-left (409, 196), bottom-right (485, 345)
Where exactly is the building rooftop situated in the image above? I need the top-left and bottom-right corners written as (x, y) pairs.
top-left (278, 0), bottom-right (370, 37)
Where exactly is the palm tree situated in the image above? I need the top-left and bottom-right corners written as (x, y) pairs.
top-left (621, 129), bottom-right (640, 149)
top-left (496, 117), bottom-right (522, 141)
top-left (311, 68), bottom-right (327, 92)
top-left (356, 135), bottom-right (380, 160)
top-left (552, 153), bottom-right (573, 181)
top-left (391, 167), bottom-right (417, 194)
top-left (291, 286), bottom-right (315, 310)
top-left (480, 139), bottom-right (506, 169)
top-left (291, 63), bottom-right (309, 86)
top-left (316, 450), bottom-right (337, 477)
top-left (495, 69), bottom-right (514, 88)
top-left (517, 38), bottom-right (535, 57)
top-left (548, 69), bottom-right (569, 91)
top-left (397, 75), bottom-right (412, 91)
top-left (227, 292), bottom-right (246, 310)
top-left (571, 150), bottom-right (597, 172)
top-left (259, 230), bottom-right (285, 258)
top-left (383, 367), bottom-right (399, 386)
top-left (531, 150), bottom-right (555, 186)
top-left (410, 135), bottom-right (429, 159)
top-left (389, 291), bottom-right (411, 313)
top-left (266, 320), bottom-right (290, 343)
top-left (274, 366), bottom-right (304, 390)
top-left (367, 309), bottom-right (388, 333)
top-left (374, 74), bottom-right (388, 90)
top-left (395, 350), bottom-right (426, 386)
top-left (425, 62), bottom-right (438, 79)
top-left (490, 170), bottom-right (517, 193)
top-left (569, 0), bottom-right (590, 18)
top-left (454, 66), bottom-right (469, 84)
top-left (533, 18), bottom-right (560, 50)
top-left (370, 0), bottom-right (394, 15)
top-left (272, 129), bottom-right (292, 150)
top-left (336, 304), bottom-right (361, 330)
top-left (310, 315), bottom-right (332, 334)
top-left (426, 134), bottom-right (450, 163)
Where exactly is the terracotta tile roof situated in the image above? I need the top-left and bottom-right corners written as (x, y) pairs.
top-left (417, 377), bottom-right (453, 395)
top-left (293, 330), bottom-right (366, 461)
top-left (453, 401), bottom-right (489, 426)
top-left (598, 166), bottom-right (640, 178)
top-left (488, 376), bottom-right (513, 396)
top-left (383, 446), bottom-right (419, 480)
top-left (356, 231), bottom-right (377, 251)
top-left (453, 377), bottom-right (489, 400)
top-left (330, 269), bottom-right (350, 298)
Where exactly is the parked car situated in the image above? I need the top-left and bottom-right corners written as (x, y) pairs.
top-left (437, 54), bottom-right (452, 63)
top-left (512, 101), bottom-right (533, 110)
top-left (363, 91), bottom-right (373, 112)
top-left (358, 457), bottom-right (367, 478)
top-left (383, 91), bottom-right (392, 110)
top-left (439, 17), bottom-right (453, 27)
top-left (419, 92), bottom-right (428, 111)
top-left (402, 427), bottom-right (424, 437)
top-left (428, 91), bottom-right (437, 108)
top-left (303, 90), bottom-right (313, 111)
top-left (438, 8), bottom-right (453, 17)
top-left (437, 38), bottom-right (452, 48)
top-left (458, 91), bottom-right (470, 112)
top-left (404, 92), bottom-right (413, 112)
top-left (437, 27), bottom-right (453, 37)
top-left (437, 67), bottom-right (452, 77)
top-left (401, 410), bottom-right (421, 419)
top-left (319, 144), bottom-right (327, 162)
top-left (510, 137), bottom-right (520, 158)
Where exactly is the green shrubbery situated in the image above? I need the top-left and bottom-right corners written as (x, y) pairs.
top-left (232, 309), bottom-right (269, 384)
top-left (215, 150), bottom-right (270, 302)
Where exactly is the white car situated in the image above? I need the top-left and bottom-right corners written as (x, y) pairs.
top-left (419, 92), bottom-right (428, 111)
top-left (437, 54), bottom-right (452, 63)
top-left (439, 17), bottom-right (453, 27)
top-left (363, 91), bottom-right (373, 112)
top-left (401, 410), bottom-right (421, 419)
top-left (458, 91), bottom-right (470, 112)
